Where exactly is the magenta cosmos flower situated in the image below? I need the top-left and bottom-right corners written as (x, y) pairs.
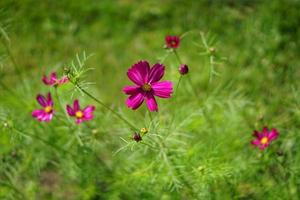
top-left (42, 72), bottom-right (69, 86)
top-left (123, 60), bottom-right (173, 112)
top-left (251, 127), bottom-right (279, 150)
top-left (32, 93), bottom-right (54, 122)
top-left (165, 35), bottom-right (180, 49)
top-left (66, 100), bottom-right (95, 124)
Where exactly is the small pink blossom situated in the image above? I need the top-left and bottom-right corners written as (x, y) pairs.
top-left (123, 60), bottom-right (173, 112)
top-left (42, 72), bottom-right (69, 86)
top-left (165, 35), bottom-right (180, 49)
top-left (32, 93), bottom-right (54, 122)
top-left (251, 127), bottom-right (279, 150)
top-left (66, 100), bottom-right (95, 124)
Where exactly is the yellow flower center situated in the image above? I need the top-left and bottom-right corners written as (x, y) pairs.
top-left (261, 137), bottom-right (268, 145)
top-left (142, 83), bottom-right (152, 92)
top-left (44, 106), bottom-right (52, 113)
top-left (75, 111), bottom-right (83, 118)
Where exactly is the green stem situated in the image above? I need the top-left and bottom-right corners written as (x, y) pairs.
top-left (173, 50), bottom-right (182, 64)
top-left (74, 82), bottom-right (138, 131)
top-left (174, 75), bottom-right (182, 96)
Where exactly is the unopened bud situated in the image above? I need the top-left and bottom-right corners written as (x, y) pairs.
top-left (179, 64), bottom-right (189, 75)
top-left (209, 47), bottom-right (216, 54)
top-left (140, 127), bottom-right (148, 135)
top-left (132, 132), bottom-right (142, 142)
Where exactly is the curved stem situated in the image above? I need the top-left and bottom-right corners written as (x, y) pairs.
top-left (73, 82), bottom-right (138, 131)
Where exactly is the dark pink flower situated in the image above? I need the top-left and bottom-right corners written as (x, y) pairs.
top-left (165, 35), bottom-right (180, 49)
top-left (123, 60), bottom-right (173, 112)
top-left (42, 72), bottom-right (69, 86)
top-left (179, 64), bottom-right (189, 75)
top-left (66, 100), bottom-right (95, 124)
top-left (32, 93), bottom-right (54, 122)
top-left (251, 127), bottom-right (279, 150)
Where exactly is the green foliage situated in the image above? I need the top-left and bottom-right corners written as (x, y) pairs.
top-left (1, 0), bottom-right (300, 199)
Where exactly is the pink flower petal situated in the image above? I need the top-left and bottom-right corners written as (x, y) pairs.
top-left (145, 93), bottom-right (158, 112)
top-left (47, 93), bottom-right (53, 106)
top-left (32, 109), bottom-right (44, 118)
top-left (268, 128), bottom-right (279, 141)
top-left (152, 81), bottom-right (173, 98)
top-left (262, 127), bottom-right (268, 136)
top-left (253, 130), bottom-right (263, 139)
top-left (126, 92), bottom-right (145, 110)
top-left (251, 139), bottom-right (261, 146)
top-left (148, 63), bottom-right (165, 84)
top-left (122, 85), bottom-right (141, 95)
top-left (76, 118), bottom-right (84, 124)
top-left (36, 94), bottom-right (47, 107)
top-left (58, 76), bottom-right (69, 85)
top-left (66, 105), bottom-right (75, 116)
top-left (83, 106), bottom-right (95, 115)
top-left (73, 99), bottom-right (80, 111)
top-left (127, 60), bottom-right (150, 85)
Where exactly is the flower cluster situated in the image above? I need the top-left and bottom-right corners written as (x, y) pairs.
top-left (32, 35), bottom-right (280, 152)
top-left (32, 72), bottom-right (95, 124)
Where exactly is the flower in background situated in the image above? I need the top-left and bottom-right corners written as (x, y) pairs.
top-left (123, 60), bottom-right (173, 112)
top-left (32, 93), bottom-right (54, 122)
top-left (42, 72), bottom-right (69, 86)
top-left (66, 100), bottom-right (95, 124)
top-left (179, 64), bottom-right (189, 75)
top-left (251, 127), bottom-right (279, 150)
top-left (165, 35), bottom-right (180, 49)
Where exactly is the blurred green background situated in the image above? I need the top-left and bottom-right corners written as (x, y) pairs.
top-left (0, 0), bottom-right (300, 199)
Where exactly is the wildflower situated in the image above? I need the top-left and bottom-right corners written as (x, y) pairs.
top-left (132, 132), bottom-right (142, 142)
top-left (165, 35), bottom-right (180, 49)
top-left (123, 60), bottom-right (173, 112)
top-left (42, 72), bottom-right (69, 86)
top-left (66, 99), bottom-right (95, 124)
top-left (179, 64), bottom-right (189, 75)
top-left (251, 127), bottom-right (279, 150)
top-left (32, 93), bottom-right (54, 122)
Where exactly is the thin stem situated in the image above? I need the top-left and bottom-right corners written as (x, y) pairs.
top-left (148, 110), bottom-right (153, 123)
top-left (54, 88), bottom-right (73, 124)
top-left (174, 75), bottom-right (182, 96)
top-left (73, 82), bottom-right (138, 131)
top-left (0, 27), bottom-right (23, 81)
top-left (173, 50), bottom-right (182, 64)
top-left (187, 74), bottom-right (198, 98)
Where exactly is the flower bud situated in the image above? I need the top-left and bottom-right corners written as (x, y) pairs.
top-left (140, 127), bottom-right (148, 136)
top-left (132, 132), bottom-right (142, 142)
top-left (178, 64), bottom-right (189, 75)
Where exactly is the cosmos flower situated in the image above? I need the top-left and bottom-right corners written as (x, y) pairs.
top-left (42, 72), bottom-right (69, 86)
top-left (179, 64), bottom-right (189, 75)
top-left (66, 99), bottom-right (95, 124)
top-left (165, 35), bottom-right (180, 49)
top-left (32, 93), bottom-right (54, 122)
top-left (123, 60), bottom-right (173, 112)
top-left (251, 127), bottom-right (279, 150)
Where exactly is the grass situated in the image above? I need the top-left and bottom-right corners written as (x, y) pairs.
top-left (0, 0), bottom-right (300, 199)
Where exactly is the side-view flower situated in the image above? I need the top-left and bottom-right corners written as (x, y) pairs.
top-left (123, 60), bottom-right (173, 112)
top-left (42, 72), bottom-right (69, 86)
top-left (32, 93), bottom-right (54, 122)
top-left (66, 99), bottom-right (95, 124)
top-left (251, 127), bottom-right (279, 150)
top-left (165, 35), bottom-right (180, 49)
